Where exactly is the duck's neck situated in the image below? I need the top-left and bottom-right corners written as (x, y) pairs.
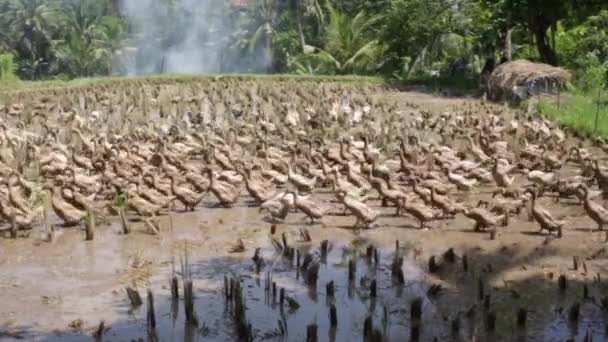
top-left (208, 171), bottom-right (215, 187)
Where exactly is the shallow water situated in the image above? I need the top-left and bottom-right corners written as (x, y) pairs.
top-left (7, 237), bottom-right (451, 341)
top-left (3, 217), bottom-right (605, 342)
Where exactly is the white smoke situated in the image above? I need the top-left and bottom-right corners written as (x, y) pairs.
top-left (119, 0), bottom-right (250, 75)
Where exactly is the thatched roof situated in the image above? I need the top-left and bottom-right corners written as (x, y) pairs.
top-left (487, 59), bottom-right (571, 101)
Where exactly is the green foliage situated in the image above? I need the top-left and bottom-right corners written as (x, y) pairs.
top-left (557, 9), bottom-right (608, 79)
top-left (575, 55), bottom-right (608, 92)
top-left (380, 0), bottom-right (462, 74)
top-left (539, 58), bottom-right (607, 138)
top-left (271, 10), bottom-right (301, 73)
top-left (540, 90), bottom-right (608, 137)
top-left (0, 53), bottom-right (18, 81)
top-left (288, 4), bottom-right (382, 75)
top-left (0, 0), bottom-right (605, 87)
top-left (113, 192), bottom-right (128, 209)
top-left (244, 0), bottom-right (281, 71)
top-left (0, 0), bottom-right (59, 79)
top-left (475, 0), bottom-right (604, 65)
top-left (53, 0), bottom-right (123, 77)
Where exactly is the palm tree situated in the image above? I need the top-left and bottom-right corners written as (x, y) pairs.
top-left (59, 0), bottom-right (109, 38)
top-left (0, 0), bottom-right (59, 79)
top-left (54, 0), bottom-right (125, 76)
top-left (246, 0), bottom-right (281, 72)
top-left (54, 31), bottom-right (105, 76)
top-left (292, 0), bottom-right (306, 52)
top-left (295, 4), bottom-right (382, 75)
top-left (301, 0), bottom-right (326, 32)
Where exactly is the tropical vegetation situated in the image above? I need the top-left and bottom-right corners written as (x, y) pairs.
top-left (0, 0), bottom-right (605, 88)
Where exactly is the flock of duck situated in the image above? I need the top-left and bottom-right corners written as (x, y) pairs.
top-left (1, 78), bottom-right (608, 243)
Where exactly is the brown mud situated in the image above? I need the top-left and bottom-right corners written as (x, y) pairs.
top-left (0, 84), bottom-right (606, 342)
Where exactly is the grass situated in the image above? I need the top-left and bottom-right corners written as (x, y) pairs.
top-left (0, 70), bottom-right (484, 100)
top-left (539, 89), bottom-right (608, 137)
top-left (0, 53), bottom-right (17, 82)
top-left (0, 73), bottom-right (384, 94)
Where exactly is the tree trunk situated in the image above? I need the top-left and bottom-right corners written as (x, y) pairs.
top-left (505, 28), bottom-right (513, 62)
top-left (294, 0), bottom-right (306, 52)
top-left (265, 36), bottom-right (274, 73)
top-left (551, 22), bottom-right (557, 51)
top-left (534, 25), bottom-right (557, 65)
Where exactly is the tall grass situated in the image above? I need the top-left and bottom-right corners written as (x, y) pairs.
top-left (540, 90), bottom-right (608, 137)
top-left (0, 53), bottom-right (18, 81)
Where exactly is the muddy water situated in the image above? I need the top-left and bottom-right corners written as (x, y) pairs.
top-left (0, 209), bottom-right (450, 341)
top-left (1, 189), bottom-right (607, 341)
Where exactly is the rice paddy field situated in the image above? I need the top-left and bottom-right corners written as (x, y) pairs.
top-left (0, 75), bottom-right (607, 342)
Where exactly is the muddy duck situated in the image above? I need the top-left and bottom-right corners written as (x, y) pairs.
top-left (593, 160), bottom-right (608, 197)
top-left (525, 189), bottom-right (565, 236)
top-left (71, 127), bottom-right (95, 155)
top-left (369, 173), bottom-right (406, 215)
top-left (46, 182), bottom-right (87, 226)
top-left (216, 170), bottom-right (244, 188)
top-left (240, 166), bottom-right (275, 205)
top-left (61, 186), bottom-right (96, 212)
top-left (184, 170), bottom-right (210, 193)
top-left (256, 162), bottom-right (288, 185)
top-left (7, 173), bottom-right (31, 215)
top-left (290, 191), bottom-right (328, 224)
top-left (287, 164), bottom-right (317, 193)
top-left (402, 200), bottom-right (437, 229)
top-left (527, 170), bottom-right (556, 195)
top-left (126, 183), bottom-right (165, 217)
top-left (64, 168), bottom-right (101, 194)
top-left (205, 168), bottom-right (239, 207)
top-left (567, 145), bottom-right (591, 164)
top-left (492, 158), bottom-right (515, 188)
top-left (371, 159), bottom-right (391, 180)
top-left (410, 177), bottom-right (432, 205)
top-left (443, 166), bottom-right (478, 191)
top-left (467, 136), bottom-right (490, 163)
top-left (331, 167), bottom-right (367, 199)
top-left (70, 147), bottom-right (93, 170)
top-left (430, 188), bottom-right (462, 217)
top-left (335, 191), bottom-right (378, 228)
top-left (419, 178), bottom-right (452, 195)
top-left (550, 176), bottom-right (590, 204)
top-left (339, 139), bottom-right (357, 162)
top-left (171, 173), bottom-right (206, 210)
top-left (144, 173), bottom-right (172, 196)
top-left (578, 184), bottom-right (608, 230)
top-left (40, 147), bottom-right (68, 175)
top-left (362, 136), bottom-right (380, 163)
top-left (135, 181), bottom-right (176, 208)
top-left (465, 165), bottom-right (494, 184)
top-left (462, 206), bottom-right (508, 231)
top-left (259, 192), bottom-right (294, 222)
top-left (345, 162), bottom-right (371, 190)
top-left (0, 200), bottom-right (43, 233)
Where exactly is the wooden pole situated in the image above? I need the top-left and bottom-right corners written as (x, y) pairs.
top-left (85, 207), bottom-right (95, 241)
top-left (594, 87), bottom-right (601, 133)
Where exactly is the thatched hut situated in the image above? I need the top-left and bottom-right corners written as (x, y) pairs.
top-left (486, 60), bottom-right (571, 101)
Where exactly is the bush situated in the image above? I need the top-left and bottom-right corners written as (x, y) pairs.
top-left (557, 10), bottom-right (608, 74)
top-left (575, 54), bottom-right (608, 92)
top-left (0, 53), bottom-right (18, 81)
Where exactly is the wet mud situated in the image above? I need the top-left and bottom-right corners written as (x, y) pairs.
top-left (0, 83), bottom-right (606, 342)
